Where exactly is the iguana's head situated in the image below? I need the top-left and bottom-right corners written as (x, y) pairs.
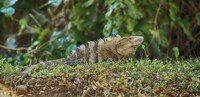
top-left (116, 36), bottom-right (144, 57)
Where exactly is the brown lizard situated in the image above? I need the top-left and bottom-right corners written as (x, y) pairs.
top-left (15, 36), bottom-right (144, 85)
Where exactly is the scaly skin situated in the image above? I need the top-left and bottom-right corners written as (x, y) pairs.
top-left (15, 36), bottom-right (144, 85)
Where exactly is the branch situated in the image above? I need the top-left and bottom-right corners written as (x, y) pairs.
top-left (0, 44), bottom-right (30, 51)
top-left (154, 0), bottom-right (163, 29)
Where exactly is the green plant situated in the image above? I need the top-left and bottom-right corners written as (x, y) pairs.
top-left (173, 47), bottom-right (179, 60)
top-left (0, 0), bottom-right (18, 16)
top-left (0, 59), bottom-right (20, 81)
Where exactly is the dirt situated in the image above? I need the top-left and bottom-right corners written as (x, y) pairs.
top-left (0, 77), bottom-right (81, 97)
top-left (17, 78), bottom-right (75, 97)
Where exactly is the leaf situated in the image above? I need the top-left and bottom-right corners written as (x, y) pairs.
top-left (30, 41), bottom-right (39, 49)
top-left (38, 28), bottom-right (50, 44)
top-left (7, 0), bottom-right (18, 6)
top-left (104, 0), bottom-right (115, 5)
top-left (91, 85), bottom-right (97, 90)
top-left (169, 3), bottom-right (179, 22)
top-left (67, 44), bottom-right (77, 52)
top-left (126, 18), bottom-right (135, 31)
top-left (178, 17), bottom-right (193, 40)
top-left (105, 3), bottom-right (118, 17)
top-left (65, 44), bottom-right (77, 55)
top-left (82, 0), bottom-right (94, 7)
top-left (3, 0), bottom-right (18, 7)
top-left (173, 47), bottom-right (179, 60)
top-left (48, 0), bottom-right (62, 7)
top-left (29, 14), bottom-right (42, 28)
top-left (19, 19), bottom-right (28, 31)
top-left (0, 7), bottom-right (15, 16)
top-left (130, 0), bottom-right (135, 4)
top-left (51, 31), bottom-right (62, 37)
top-left (111, 28), bottom-right (118, 36)
top-left (32, 25), bottom-right (41, 34)
top-left (141, 44), bottom-right (145, 50)
top-left (6, 37), bottom-right (16, 48)
top-left (160, 36), bottom-right (169, 47)
top-left (124, 0), bottom-right (143, 19)
top-left (149, 29), bottom-right (160, 38)
top-left (103, 20), bottom-right (112, 37)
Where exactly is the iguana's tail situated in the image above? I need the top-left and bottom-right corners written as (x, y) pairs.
top-left (15, 58), bottom-right (69, 86)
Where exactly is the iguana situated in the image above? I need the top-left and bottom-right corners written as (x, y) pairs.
top-left (15, 36), bottom-right (144, 85)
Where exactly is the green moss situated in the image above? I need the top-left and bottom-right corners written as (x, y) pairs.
top-left (0, 58), bottom-right (199, 96)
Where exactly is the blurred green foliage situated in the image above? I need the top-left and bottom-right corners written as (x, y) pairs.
top-left (0, 0), bottom-right (17, 16)
top-left (0, 0), bottom-right (199, 66)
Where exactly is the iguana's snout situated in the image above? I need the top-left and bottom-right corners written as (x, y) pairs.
top-left (130, 36), bottom-right (144, 46)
